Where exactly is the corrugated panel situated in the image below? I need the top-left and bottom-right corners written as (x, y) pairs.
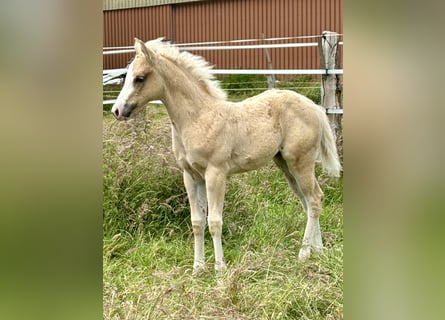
top-left (171, 0), bottom-right (342, 70)
top-left (103, 0), bottom-right (342, 71)
top-left (103, 5), bottom-right (172, 68)
top-left (104, 0), bottom-right (203, 11)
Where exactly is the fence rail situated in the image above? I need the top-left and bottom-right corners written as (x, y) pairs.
top-left (103, 68), bottom-right (343, 76)
top-left (102, 97), bottom-right (340, 115)
top-left (103, 41), bottom-right (343, 55)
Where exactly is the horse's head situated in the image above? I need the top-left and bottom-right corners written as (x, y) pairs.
top-left (111, 38), bottom-right (164, 120)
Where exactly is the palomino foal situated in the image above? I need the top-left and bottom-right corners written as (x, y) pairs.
top-left (111, 38), bottom-right (341, 276)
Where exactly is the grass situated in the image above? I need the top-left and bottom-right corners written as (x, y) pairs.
top-left (219, 74), bottom-right (321, 103)
top-left (103, 90), bottom-right (343, 319)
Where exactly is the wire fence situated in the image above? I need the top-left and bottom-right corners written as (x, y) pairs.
top-left (103, 34), bottom-right (343, 114)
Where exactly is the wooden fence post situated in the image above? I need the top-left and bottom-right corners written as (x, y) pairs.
top-left (318, 30), bottom-right (343, 161)
top-left (262, 33), bottom-right (276, 89)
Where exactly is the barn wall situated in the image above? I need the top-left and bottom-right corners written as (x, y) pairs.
top-left (103, 5), bottom-right (172, 68)
top-left (104, 0), bottom-right (203, 11)
top-left (103, 0), bottom-right (342, 71)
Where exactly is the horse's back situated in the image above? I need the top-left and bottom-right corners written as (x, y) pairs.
top-left (233, 89), bottom-right (322, 132)
top-left (238, 89), bottom-right (315, 105)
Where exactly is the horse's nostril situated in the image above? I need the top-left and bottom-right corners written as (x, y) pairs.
top-left (112, 108), bottom-right (119, 118)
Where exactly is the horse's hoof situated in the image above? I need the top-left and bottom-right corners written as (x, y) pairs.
top-left (215, 262), bottom-right (227, 278)
top-left (298, 246), bottom-right (311, 261)
top-left (192, 263), bottom-right (205, 276)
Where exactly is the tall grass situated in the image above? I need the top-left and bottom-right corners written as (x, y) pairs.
top-left (103, 100), bottom-right (343, 319)
top-left (219, 74), bottom-right (321, 103)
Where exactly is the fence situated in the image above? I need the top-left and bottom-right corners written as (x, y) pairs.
top-left (103, 32), bottom-right (343, 115)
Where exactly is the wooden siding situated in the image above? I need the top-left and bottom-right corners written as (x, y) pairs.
top-left (103, 0), bottom-right (342, 71)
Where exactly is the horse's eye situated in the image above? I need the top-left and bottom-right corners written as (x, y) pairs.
top-left (134, 76), bottom-right (145, 83)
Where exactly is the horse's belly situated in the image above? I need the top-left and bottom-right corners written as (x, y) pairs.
top-left (228, 128), bottom-right (282, 173)
top-left (228, 146), bottom-right (279, 174)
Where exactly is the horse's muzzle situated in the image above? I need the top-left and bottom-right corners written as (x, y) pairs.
top-left (112, 102), bottom-right (136, 120)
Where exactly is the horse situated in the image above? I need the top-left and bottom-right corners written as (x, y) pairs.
top-left (111, 38), bottom-right (341, 276)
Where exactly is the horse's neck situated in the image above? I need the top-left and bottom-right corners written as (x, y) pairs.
top-left (161, 68), bottom-right (220, 131)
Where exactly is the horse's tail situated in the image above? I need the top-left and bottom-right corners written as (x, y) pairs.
top-left (317, 108), bottom-right (342, 177)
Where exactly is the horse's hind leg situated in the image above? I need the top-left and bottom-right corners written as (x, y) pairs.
top-left (273, 153), bottom-right (307, 212)
top-left (298, 177), bottom-right (324, 260)
top-left (275, 152), bottom-right (324, 260)
top-left (294, 158), bottom-right (324, 260)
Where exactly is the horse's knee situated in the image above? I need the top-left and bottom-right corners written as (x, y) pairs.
top-left (192, 219), bottom-right (205, 236)
top-left (208, 218), bottom-right (222, 237)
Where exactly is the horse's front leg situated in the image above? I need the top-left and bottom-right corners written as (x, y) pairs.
top-left (183, 171), bottom-right (207, 275)
top-left (205, 166), bottom-right (227, 276)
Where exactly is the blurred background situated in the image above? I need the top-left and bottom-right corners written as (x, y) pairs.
top-left (1, 0), bottom-right (445, 319)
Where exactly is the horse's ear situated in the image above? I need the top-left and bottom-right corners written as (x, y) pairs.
top-left (134, 38), bottom-right (156, 64)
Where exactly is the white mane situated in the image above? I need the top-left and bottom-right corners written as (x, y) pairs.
top-left (145, 38), bottom-right (227, 101)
